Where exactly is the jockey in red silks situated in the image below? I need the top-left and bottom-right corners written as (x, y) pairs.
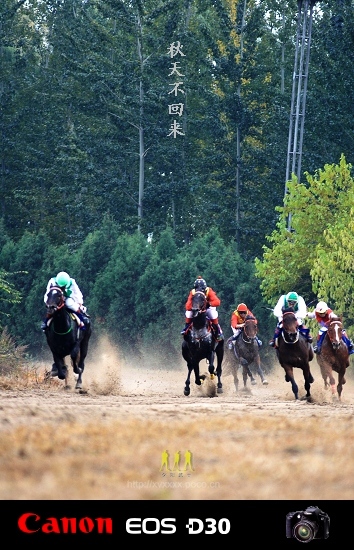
top-left (307, 301), bottom-right (354, 355)
top-left (230, 303), bottom-right (262, 348)
top-left (181, 276), bottom-right (223, 341)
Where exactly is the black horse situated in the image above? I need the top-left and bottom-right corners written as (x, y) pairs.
top-left (182, 290), bottom-right (224, 396)
top-left (227, 315), bottom-right (268, 392)
top-left (44, 286), bottom-right (92, 390)
top-left (276, 307), bottom-right (314, 400)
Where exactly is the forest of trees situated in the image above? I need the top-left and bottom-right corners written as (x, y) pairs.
top-left (1, 0), bottom-right (353, 369)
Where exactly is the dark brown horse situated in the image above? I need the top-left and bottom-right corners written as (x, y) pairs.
top-left (182, 290), bottom-right (224, 397)
top-left (276, 308), bottom-right (314, 400)
top-left (44, 286), bottom-right (92, 390)
top-left (316, 317), bottom-right (349, 401)
top-left (227, 315), bottom-right (268, 392)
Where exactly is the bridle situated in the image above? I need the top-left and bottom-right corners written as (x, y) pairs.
top-left (46, 286), bottom-right (65, 314)
top-left (281, 311), bottom-right (299, 344)
top-left (242, 318), bottom-right (257, 343)
top-left (191, 290), bottom-right (207, 316)
top-left (327, 319), bottom-right (343, 350)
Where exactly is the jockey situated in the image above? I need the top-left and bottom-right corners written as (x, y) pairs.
top-left (269, 291), bottom-right (313, 347)
top-left (181, 275), bottom-right (223, 341)
top-left (230, 303), bottom-right (262, 348)
top-left (41, 271), bottom-right (90, 331)
top-left (307, 301), bottom-right (354, 355)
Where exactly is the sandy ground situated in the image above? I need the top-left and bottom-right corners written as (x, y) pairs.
top-left (1, 337), bottom-right (354, 500)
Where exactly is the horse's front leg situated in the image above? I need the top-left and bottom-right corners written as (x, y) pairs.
top-left (303, 366), bottom-right (314, 400)
top-left (71, 346), bottom-right (83, 390)
top-left (242, 365), bottom-right (248, 387)
top-left (337, 369), bottom-right (346, 401)
top-left (243, 362), bottom-right (256, 386)
top-left (215, 354), bottom-right (223, 394)
top-left (283, 365), bottom-right (299, 400)
top-left (208, 351), bottom-right (216, 377)
top-left (184, 363), bottom-right (193, 396)
top-left (52, 354), bottom-right (67, 381)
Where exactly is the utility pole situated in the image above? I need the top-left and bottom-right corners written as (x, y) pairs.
top-left (285, 0), bottom-right (320, 231)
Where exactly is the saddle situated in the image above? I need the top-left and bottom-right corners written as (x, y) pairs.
top-left (46, 311), bottom-right (84, 329)
top-left (70, 311), bottom-right (85, 328)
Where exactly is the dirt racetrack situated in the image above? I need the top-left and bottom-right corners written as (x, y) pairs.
top-left (1, 336), bottom-right (354, 501)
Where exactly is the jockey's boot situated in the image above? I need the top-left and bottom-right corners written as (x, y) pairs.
top-left (313, 332), bottom-right (325, 354)
top-left (181, 321), bottom-right (192, 335)
top-left (269, 326), bottom-right (281, 347)
top-left (77, 310), bottom-right (90, 329)
top-left (342, 334), bottom-right (354, 355)
top-left (41, 313), bottom-right (52, 332)
top-left (300, 325), bottom-right (313, 343)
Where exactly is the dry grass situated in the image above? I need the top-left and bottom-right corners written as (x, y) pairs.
top-left (1, 334), bottom-right (354, 500)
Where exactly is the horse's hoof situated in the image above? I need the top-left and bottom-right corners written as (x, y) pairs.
top-left (51, 367), bottom-right (58, 377)
top-left (75, 383), bottom-right (83, 390)
top-left (251, 379), bottom-right (257, 385)
top-left (58, 374), bottom-right (66, 380)
top-left (184, 389), bottom-right (190, 396)
top-left (262, 380), bottom-right (268, 385)
top-left (217, 387), bottom-right (223, 394)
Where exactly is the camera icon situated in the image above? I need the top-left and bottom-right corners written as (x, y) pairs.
top-left (286, 505), bottom-right (330, 543)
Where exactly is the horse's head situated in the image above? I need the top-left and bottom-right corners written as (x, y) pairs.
top-left (327, 317), bottom-right (343, 350)
top-left (46, 286), bottom-right (65, 314)
top-left (282, 308), bottom-right (299, 343)
top-left (243, 315), bottom-right (258, 341)
top-left (191, 290), bottom-right (207, 318)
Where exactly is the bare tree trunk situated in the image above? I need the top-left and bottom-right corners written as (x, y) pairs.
top-left (235, 0), bottom-right (247, 247)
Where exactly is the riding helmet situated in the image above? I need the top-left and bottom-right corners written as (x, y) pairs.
top-left (286, 291), bottom-right (298, 303)
top-left (237, 303), bottom-right (248, 312)
top-left (55, 271), bottom-right (71, 288)
top-left (316, 301), bottom-right (328, 314)
top-left (194, 276), bottom-right (207, 292)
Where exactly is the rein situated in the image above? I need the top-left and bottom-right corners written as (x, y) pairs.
top-left (53, 325), bottom-right (73, 336)
top-left (327, 320), bottom-right (342, 344)
top-left (242, 321), bottom-right (257, 343)
top-left (47, 287), bottom-right (73, 335)
top-left (281, 312), bottom-right (299, 344)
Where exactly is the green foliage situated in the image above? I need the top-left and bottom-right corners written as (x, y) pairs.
top-left (255, 155), bottom-right (354, 322)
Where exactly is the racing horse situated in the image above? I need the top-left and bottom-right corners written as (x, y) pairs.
top-left (227, 314), bottom-right (268, 392)
top-left (44, 286), bottom-right (91, 390)
top-left (276, 307), bottom-right (314, 400)
top-left (316, 317), bottom-right (349, 401)
top-left (182, 290), bottom-right (224, 396)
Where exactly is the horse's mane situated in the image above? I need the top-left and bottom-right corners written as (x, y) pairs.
top-left (282, 306), bottom-right (295, 315)
top-left (330, 315), bottom-right (342, 323)
top-left (245, 314), bottom-right (256, 322)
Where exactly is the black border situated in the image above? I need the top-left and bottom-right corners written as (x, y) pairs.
top-left (2, 500), bottom-right (344, 545)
